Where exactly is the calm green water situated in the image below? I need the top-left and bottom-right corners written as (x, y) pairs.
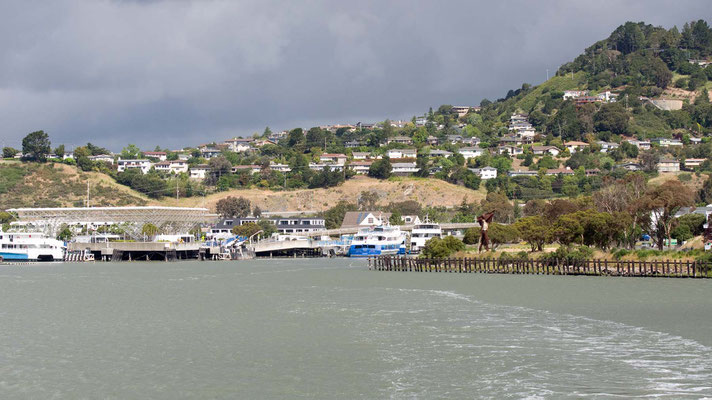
top-left (1, 259), bottom-right (711, 399)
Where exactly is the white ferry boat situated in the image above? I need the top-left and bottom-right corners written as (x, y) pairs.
top-left (0, 230), bottom-right (66, 261)
top-left (409, 216), bottom-right (442, 253)
top-left (348, 224), bottom-right (408, 257)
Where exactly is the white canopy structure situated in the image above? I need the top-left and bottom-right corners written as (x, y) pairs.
top-left (8, 206), bottom-right (216, 238)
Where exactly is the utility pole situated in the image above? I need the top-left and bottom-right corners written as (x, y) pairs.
top-left (86, 180), bottom-right (90, 207)
top-left (546, 69), bottom-right (549, 81)
top-left (176, 179), bottom-right (179, 200)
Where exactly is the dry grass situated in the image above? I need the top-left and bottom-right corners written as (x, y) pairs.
top-left (156, 175), bottom-right (488, 213)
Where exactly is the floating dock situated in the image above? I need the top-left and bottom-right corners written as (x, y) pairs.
top-left (370, 256), bottom-right (712, 278)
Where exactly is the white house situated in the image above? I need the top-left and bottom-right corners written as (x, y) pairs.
top-left (142, 151), bottom-right (167, 161)
top-left (319, 153), bottom-right (347, 165)
top-left (232, 165), bottom-right (262, 174)
top-left (470, 166), bottom-right (497, 180)
top-left (564, 141), bottom-right (589, 153)
top-left (269, 163), bottom-right (292, 172)
top-left (386, 136), bottom-right (413, 145)
top-left (168, 160), bottom-right (188, 173)
top-left (391, 162), bottom-right (418, 175)
top-left (88, 154), bottom-right (114, 164)
top-left (386, 149), bottom-right (417, 159)
top-left (651, 138), bottom-right (683, 147)
top-left (190, 165), bottom-right (210, 180)
top-left (684, 158), bottom-right (705, 170)
top-left (563, 90), bottom-right (589, 100)
top-left (224, 138), bottom-right (254, 153)
top-left (458, 146), bottom-right (484, 159)
top-left (309, 163), bottom-right (344, 171)
top-left (657, 159), bottom-right (680, 173)
top-left (200, 148), bottom-right (221, 159)
top-left (625, 139), bottom-right (651, 150)
top-left (348, 161), bottom-right (373, 175)
top-left (596, 141), bottom-right (619, 153)
top-left (498, 145), bottom-right (523, 156)
top-left (531, 146), bottom-right (561, 157)
top-left (117, 159), bottom-right (152, 174)
top-left (351, 152), bottom-right (371, 160)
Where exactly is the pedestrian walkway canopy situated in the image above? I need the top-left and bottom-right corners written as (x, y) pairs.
top-left (8, 206), bottom-right (215, 238)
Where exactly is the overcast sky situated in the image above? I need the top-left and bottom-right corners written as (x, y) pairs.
top-left (1, 0), bottom-right (710, 151)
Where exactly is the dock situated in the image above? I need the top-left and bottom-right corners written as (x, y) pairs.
top-left (68, 242), bottom-right (201, 261)
top-left (369, 256), bottom-right (712, 278)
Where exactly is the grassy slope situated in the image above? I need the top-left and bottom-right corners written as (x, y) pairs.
top-left (0, 160), bottom-right (148, 210)
top-left (156, 175), bottom-right (488, 213)
top-left (0, 161), bottom-right (486, 213)
top-left (515, 71), bottom-right (589, 112)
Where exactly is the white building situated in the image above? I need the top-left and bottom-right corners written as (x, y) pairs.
top-left (190, 165), bottom-right (210, 180)
top-left (319, 153), bottom-right (347, 165)
top-left (224, 138), bottom-right (254, 153)
top-left (88, 154), bottom-right (114, 164)
top-left (142, 151), bottom-right (167, 161)
top-left (470, 166), bottom-right (498, 180)
top-left (269, 163), bottom-right (292, 173)
top-left (458, 147), bottom-right (485, 159)
top-left (391, 162), bottom-right (418, 175)
top-left (348, 161), bottom-right (373, 175)
top-left (117, 159), bottom-right (152, 174)
top-left (386, 149), bottom-right (417, 159)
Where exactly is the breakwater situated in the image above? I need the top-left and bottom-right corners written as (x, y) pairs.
top-left (369, 255), bottom-right (712, 278)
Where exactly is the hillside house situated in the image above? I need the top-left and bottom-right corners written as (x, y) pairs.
top-left (386, 136), bottom-right (413, 145)
top-left (469, 166), bottom-right (497, 180)
top-left (596, 141), bottom-right (619, 153)
top-left (684, 158), bottom-right (705, 170)
top-left (117, 159), bottom-right (152, 174)
top-left (531, 146), bottom-right (561, 156)
top-left (459, 146), bottom-right (485, 159)
top-left (269, 163), bottom-right (291, 172)
top-left (508, 169), bottom-right (538, 177)
top-left (657, 159), bottom-right (680, 173)
top-left (387, 149), bottom-right (417, 159)
top-left (319, 153), bottom-right (347, 165)
top-left (348, 161), bottom-right (373, 175)
top-left (498, 145), bottom-right (523, 156)
top-left (232, 165), bottom-right (262, 174)
top-left (224, 138), bottom-right (254, 152)
top-left (391, 162), bottom-right (418, 175)
top-left (190, 165), bottom-right (210, 180)
top-left (143, 151), bottom-right (167, 161)
top-left (651, 138), bottom-right (683, 147)
top-left (199, 148), bottom-right (221, 159)
top-left (88, 154), bottom-right (114, 164)
top-left (428, 149), bottom-right (452, 158)
top-left (564, 141), bottom-right (589, 153)
top-left (341, 211), bottom-right (391, 229)
top-left (624, 139), bottom-right (651, 150)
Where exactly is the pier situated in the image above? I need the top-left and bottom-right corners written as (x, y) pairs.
top-left (68, 241), bottom-right (201, 261)
top-left (369, 256), bottom-right (712, 278)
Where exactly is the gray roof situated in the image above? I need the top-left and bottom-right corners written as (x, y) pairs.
top-left (341, 211), bottom-right (392, 228)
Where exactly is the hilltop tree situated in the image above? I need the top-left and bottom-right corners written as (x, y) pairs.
top-left (120, 144), bottom-right (141, 159)
top-left (368, 158), bottom-right (392, 179)
top-left (22, 130), bottom-right (51, 162)
top-left (2, 147), bottom-right (19, 158)
top-left (216, 196), bottom-right (252, 218)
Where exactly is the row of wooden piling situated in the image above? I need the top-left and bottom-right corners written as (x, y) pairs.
top-left (368, 256), bottom-right (712, 278)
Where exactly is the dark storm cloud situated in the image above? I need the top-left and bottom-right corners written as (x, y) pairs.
top-left (0, 0), bottom-right (709, 150)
